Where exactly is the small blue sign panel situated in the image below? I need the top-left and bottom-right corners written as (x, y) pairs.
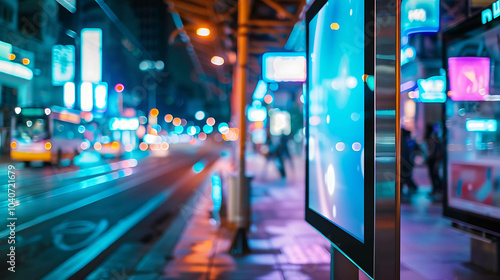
top-left (401, 0), bottom-right (440, 36)
top-left (417, 76), bottom-right (447, 103)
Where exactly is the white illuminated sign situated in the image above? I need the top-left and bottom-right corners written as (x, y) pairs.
top-left (0, 60), bottom-right (33, 80)
top-left (95, 83), bottom-right (107, 110)
top-left (81, 29), bottom-right (102, 83)
top-left (270, 110), bottom-right (291, 136)
top-left (109, 117), bottom-right (140, 131)
top-left (64, 82), bottom-right (75, 108)
top-left (52, 45), bottom-right (75, 86)
top-left (263, 52), bottom-right (306, 83)
top-left (248, 106), bottom-right (267, 122)
top-left (80, 82), bottom-right (93, 111)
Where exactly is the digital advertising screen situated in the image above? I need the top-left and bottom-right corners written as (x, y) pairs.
top-left (305, 0), bottom-right (375, 277)
top-left (443, 2), bottom-right (500, 235)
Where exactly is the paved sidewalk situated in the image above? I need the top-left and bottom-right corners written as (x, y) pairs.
top-left (160, 154), bottom-right (331, 280)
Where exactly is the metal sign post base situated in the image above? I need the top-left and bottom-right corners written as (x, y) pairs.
top-left (471, 238), bottom-right (500, 273)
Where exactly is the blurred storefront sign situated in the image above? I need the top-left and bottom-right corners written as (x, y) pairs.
top-left (262, 52), bottom-right (306, 83)
top-left (52, 45), bottom-right (75, 86)
top-left (448, 57), bottom-right (490, 101)
top-left (109, 117), bottom-right (140, 131)
top-left (402, 0), bottom-right (440, 36)
top-left (0, 41), bottom-right (12, 61)
top-left (417, 75), bottom-right (446, 103)
top-left (81, 29), bottom-right (102, 83)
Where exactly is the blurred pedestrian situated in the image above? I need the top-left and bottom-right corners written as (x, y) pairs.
top-left (263, 133), bottom-right (286, 179)
top-left (424, 124), bottom-right (443, 199)
top-left (401, 128), bottom-right (418, 194)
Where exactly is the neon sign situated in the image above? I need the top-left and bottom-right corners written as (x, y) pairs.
top-left (448, 57), bottom-right (490, 101)
top-left (401, 0), bottom-right (440, 36)
top-left (481, 1), bottom-right (500, 25)
top-left (417, 76), bottom-right (446, 103)
top-left (466, 119), bottom-right (497, 132)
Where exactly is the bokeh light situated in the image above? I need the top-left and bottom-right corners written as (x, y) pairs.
top-left (206, 117), bottom-right (215, 126)
top-left (173, 118), bottom-right (182, 126)
top-left (218, 122), bottom-right (229, 134)
top-left (195, 110), bottom-right (205, 120)
top-left (150, 108), bottom-right (159, 117)
top-left (264, 94), bottom-right (273, 104)
top-left (139, 142), bottom-right (148, 151)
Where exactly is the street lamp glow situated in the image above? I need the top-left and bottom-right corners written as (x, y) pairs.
top-left (150, 108), bottom-right (159, 117)
top-left (195, 110), bottom-right (205, 120)
top-left (211, 56), bottom-right (224, 66)
top-left (196, 27), bottom-right (210, 36)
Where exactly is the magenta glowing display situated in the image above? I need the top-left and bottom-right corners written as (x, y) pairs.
top-left (448, 57), bottom-right (490, 101)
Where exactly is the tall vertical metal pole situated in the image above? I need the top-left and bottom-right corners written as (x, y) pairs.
top-left (237, 0), bottom-right (250, 195)
top-left (228, 0), bottom-right (251, 255)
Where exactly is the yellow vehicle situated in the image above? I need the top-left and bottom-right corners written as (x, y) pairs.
top-left (10, 106), bottom-right (83, 165)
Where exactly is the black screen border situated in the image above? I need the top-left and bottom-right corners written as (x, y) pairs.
top-left (442, 6), bottom-right (500, 236)
top-left (305, 0), bottom-right (375, 277)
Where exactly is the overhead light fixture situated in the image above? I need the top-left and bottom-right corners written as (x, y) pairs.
top-left (196, 27), bottom-right (210, 36)
top-left (211, 56), bottom-right (224, 66)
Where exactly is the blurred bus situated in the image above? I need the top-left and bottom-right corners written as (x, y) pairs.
top-left (10, 106), bottom-right (83, 165)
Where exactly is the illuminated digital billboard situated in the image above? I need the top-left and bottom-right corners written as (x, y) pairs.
top-left (306, 0), bottom-right (375, 277)
top-left (81, 28), bottom-right (102, 83)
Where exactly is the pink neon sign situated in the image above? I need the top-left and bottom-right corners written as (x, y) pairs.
top-left (448, 57), bottom-right (490, 101)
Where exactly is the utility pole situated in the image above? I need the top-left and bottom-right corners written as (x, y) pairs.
top-left (230, 0), bottom-right (251, 255)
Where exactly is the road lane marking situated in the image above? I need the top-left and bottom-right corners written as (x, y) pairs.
top-left (0, 158), bottom-right (194, 238)
top-left (0, 159), bottom-right (139, 190)
top-left (41, 192), bottom-right (168, 280)
top-left (41, 170), bottom-right (197, 280)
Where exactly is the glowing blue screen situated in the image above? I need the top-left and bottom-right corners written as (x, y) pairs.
top-left (308, 0), bottom-right (365, 242)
